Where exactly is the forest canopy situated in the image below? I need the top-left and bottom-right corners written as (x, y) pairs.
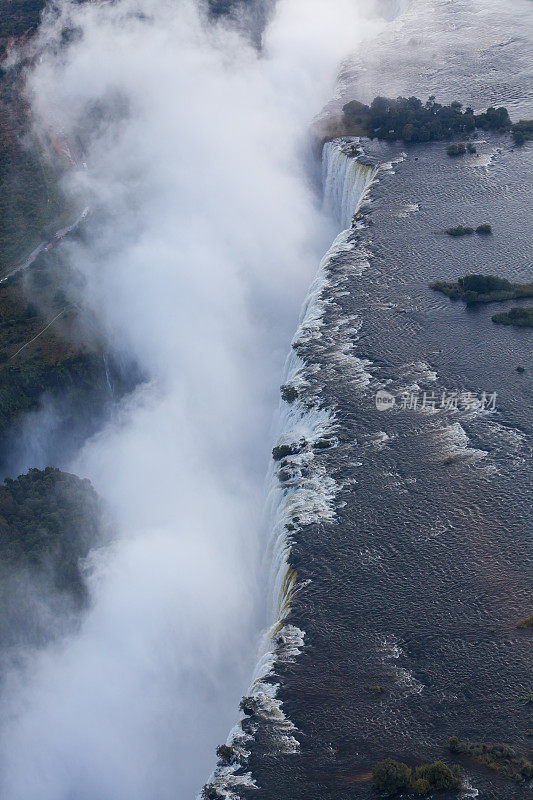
top-left (0, 466), bottom-right (104, 597)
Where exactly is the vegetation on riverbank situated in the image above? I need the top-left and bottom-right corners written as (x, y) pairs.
top-left (371, 758), bottom-right (462, 795)
top-left (492, 306), bottom-right (533, 328)
top-left (448, 737), bottom-right (533, 782)
top-left (517, 614), bottom-right (533, 629)
top-left (430, 275), bottom-right (533, 306)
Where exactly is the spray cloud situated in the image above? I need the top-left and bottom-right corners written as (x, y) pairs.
top-left (0, 1), bottom-right (383, 797)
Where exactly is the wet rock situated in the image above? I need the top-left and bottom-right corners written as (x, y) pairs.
top-left (281, 384), bottom-right (298, 403)
top-left (272, 440), bottom-right (306, 461)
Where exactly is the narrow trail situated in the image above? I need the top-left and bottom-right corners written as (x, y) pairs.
top-left (2, 306), bottom-right (71, 367)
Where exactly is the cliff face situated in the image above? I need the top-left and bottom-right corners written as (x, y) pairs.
top-left (0, 1), bottom-right (67, 273)
top-left (0, 4), bottom-right (144, 473)
top-left (0, 260), bottom-right (143, 475)
top-left (0, 0), bottom-right (46, 57)
top-left (208, 0), bottom-right (275, 45)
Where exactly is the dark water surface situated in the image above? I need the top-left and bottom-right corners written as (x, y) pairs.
top-left (236, 1), bottom-right (532, 798)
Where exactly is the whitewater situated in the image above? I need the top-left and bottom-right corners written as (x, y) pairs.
top-left (206, 141), bottom-right (378, 798)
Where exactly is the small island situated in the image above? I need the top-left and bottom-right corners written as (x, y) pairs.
top-left (372, 758), bottom-right (462, 796)
top-left (314, 94), bottom-right (533, 149)
top-left (512, 119), bottom-right (533, 145)
top-left (492, 306), bottom-right (533, 328)
top-left (448, 737), bottom-right (533, 783)
top-left (430, 274), bottom-right (533, 306)
top-left (444, 224), bottom-right (492, 236)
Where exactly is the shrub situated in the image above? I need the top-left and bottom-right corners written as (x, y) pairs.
top-left (467, 142), bottom-right (477, 153)
top-left (476, 223), bottom-right (492, 234)
top-left (412, 778), bottom-right (431, 795)
top-left (447, 143), bottom-right (466, 156)
top-left (445, 225), bottom-right (474, 236)
top-left (517, 614), bottom-right (533, 628)
top-left (449, 736), bottom-right (460, 752)
top-left (372, 759), bottom-right (412, 793)
top-left (415, 761), bottom-right (462, 790)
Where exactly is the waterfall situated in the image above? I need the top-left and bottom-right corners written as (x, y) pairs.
top-left (322, 140), bottom-right (377, 229)
top-left (203, 141), bottom-right (378, 799)
top-left (102, 353), bottom-right (114, 400)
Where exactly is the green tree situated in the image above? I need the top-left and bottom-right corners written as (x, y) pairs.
top-left (372, 759), bottom-right (412, 793)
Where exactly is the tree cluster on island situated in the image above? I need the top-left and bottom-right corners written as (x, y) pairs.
top-left (429, 274), bottom-right (533, 306)
top-left (341, 95), bottom-right (532, 146)
top-left (448, 737), bottom-right (533, 782)
top-left (444, 223), bottom-right (492, 236)
top-left (492, 306), bottom-right (533, 328)
top-left (511, 118), bottom-right (533, 145)
top-left (371, 758), bottom-right (462, 796)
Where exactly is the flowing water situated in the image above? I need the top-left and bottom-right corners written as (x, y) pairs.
top-left (211, 0), bottom-right (532, 797)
